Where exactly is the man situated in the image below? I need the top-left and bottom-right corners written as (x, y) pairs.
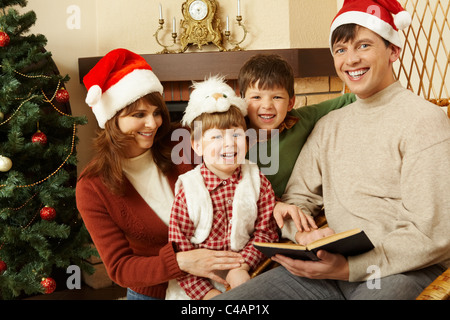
top-left (216, 0), bottom-right (450, 300)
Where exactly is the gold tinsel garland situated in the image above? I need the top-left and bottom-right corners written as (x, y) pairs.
top-left (0, 66), bottom-right (78, 189)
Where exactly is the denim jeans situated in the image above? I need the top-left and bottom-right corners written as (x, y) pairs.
top-left (126, 288), bottom-right (161, 300)
top-left (214, 264), bottom-right (445, 300)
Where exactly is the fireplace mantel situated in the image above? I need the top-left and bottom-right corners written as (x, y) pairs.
top-left (78, 48), bottom-right (336, 83)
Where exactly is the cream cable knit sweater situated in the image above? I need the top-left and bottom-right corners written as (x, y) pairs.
top-left (282, 82), bottom-right (450, 282)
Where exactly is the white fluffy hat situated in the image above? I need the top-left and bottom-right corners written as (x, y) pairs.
top-left (330, 0), bottom-right (412, 49)
top-left (83, 48), bottom-right (163, 128)
top-left (181, 76), bottom-right (248, 127)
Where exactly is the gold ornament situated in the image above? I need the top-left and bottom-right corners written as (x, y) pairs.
top-left (0, 155), bottom-right (12, 172)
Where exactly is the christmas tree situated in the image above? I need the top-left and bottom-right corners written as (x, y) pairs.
top-left (0, 0), bottom-right (95, 299)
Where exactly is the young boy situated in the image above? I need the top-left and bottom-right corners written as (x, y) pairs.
top-left (240, 54), bottom-right (356, 201)
top-left (166, 76), bottom-right (280, 300)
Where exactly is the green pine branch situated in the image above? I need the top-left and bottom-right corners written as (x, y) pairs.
top-left (0, 0), bottom-right (95, 299)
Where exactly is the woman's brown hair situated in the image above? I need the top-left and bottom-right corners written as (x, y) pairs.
top-left (79, 92), bottom-right (175, 195)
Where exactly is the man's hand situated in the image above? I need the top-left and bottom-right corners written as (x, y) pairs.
top-left (271, 250), bottom-right (349, 281)
top-left (295, 227), bottom-right (335, 245)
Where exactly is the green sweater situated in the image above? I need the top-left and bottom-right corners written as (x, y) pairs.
top-left (247, 93), bottom-right (356, 198)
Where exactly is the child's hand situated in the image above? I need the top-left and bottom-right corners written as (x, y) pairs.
top-left (274, 201), bottom-right (317, 232)
top-left (226, 264), bottom-right (250, 289)
top-left (202, 289), bottom-right (222, 300)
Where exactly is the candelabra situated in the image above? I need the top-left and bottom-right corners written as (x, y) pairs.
top-left (154, 19), bottom-right (180, 54)
top-left (224, 15), bottom-right (248, 51)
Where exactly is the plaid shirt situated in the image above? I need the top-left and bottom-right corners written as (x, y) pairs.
top-left (169, 164), bottom-right (278, 300)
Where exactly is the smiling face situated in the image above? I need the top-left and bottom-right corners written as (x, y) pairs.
top-left (193, 126), bottom-right (247, 180)
top-left (332, 26), bottom-right (401, 99)
top-left (190, 106), bottom-right (247, 179)
top-left (118, 97), bottom-right (163, 158)
top-left (244, 83), bottom-right (295, 132)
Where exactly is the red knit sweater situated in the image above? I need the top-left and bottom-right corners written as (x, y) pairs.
top-left (76, 162), bottom-right (192, 298)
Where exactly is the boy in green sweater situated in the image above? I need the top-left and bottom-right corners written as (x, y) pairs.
top-left (240, 54), bottom-right (355, 200)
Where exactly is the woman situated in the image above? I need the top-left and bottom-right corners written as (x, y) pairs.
top-left (76, 49), bottom-right (244, 300)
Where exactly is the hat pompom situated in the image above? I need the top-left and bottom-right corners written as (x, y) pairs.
top-left (85, 85), bottom-right (102, 106)
top-left (394, 10), bottom-right (411, 30)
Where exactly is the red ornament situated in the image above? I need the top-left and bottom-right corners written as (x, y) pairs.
top-left (41, 277), bottom-right (57, 294)
top-left (0, 260), bottom-right (7, 274)
top-left (32, 130), bottom-right (47, 145)
top-left (55, 88), bottom-right (70, 103)
top-left (0, 31), bottom-right (10, 47)
top-left (40, 206), bottom-right (56, 221)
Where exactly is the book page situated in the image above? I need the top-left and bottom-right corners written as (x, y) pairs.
top-left (254, 241), bottom-right (307, 251)
top-left (306, 228), bottom-right (361, 250)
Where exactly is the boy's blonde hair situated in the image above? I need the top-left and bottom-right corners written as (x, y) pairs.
top-left (190, 105), bottom-right (247, 141)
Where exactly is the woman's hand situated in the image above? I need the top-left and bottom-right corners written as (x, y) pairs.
top-left (176, 249), bottom-right (244, 286)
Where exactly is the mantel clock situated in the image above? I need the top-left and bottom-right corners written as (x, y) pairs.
top-left (179, 0), bottom-right (225, 52)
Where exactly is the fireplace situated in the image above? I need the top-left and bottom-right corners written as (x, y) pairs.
top-left (78, 48), bottom-right (344, 120)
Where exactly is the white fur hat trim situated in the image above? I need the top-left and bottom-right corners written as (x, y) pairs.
top-left (89, 69), bottom-right (163, 129)
top-left (181, 75), bottom-right (247, 127)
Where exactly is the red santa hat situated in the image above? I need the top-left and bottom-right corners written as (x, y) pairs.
top-left (330, 0), bottom-right (411, 49)
top-left (83, 48), bottom-right (163, 128)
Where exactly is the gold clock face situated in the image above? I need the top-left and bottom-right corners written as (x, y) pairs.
top-left (189, 0), bottom-right (208, 21)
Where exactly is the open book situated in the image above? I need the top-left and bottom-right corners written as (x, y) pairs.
top-left (254, 229), bottom-right (374, 261)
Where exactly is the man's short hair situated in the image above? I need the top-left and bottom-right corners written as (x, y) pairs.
top-left (331, 24), bottom-right (391, 49)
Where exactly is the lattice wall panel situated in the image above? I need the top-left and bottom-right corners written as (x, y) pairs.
top-left (396, 0), bottom-right (449, 101)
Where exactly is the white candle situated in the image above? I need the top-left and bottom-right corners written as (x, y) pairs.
top-left (173, 17), bottom-right (176, 33)
top-left (226, 16), bottom-right (229, 31)
top-left (237, 0), bottom-right (241, 16)
top-left (159, 3), bottom-right (162, 19)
